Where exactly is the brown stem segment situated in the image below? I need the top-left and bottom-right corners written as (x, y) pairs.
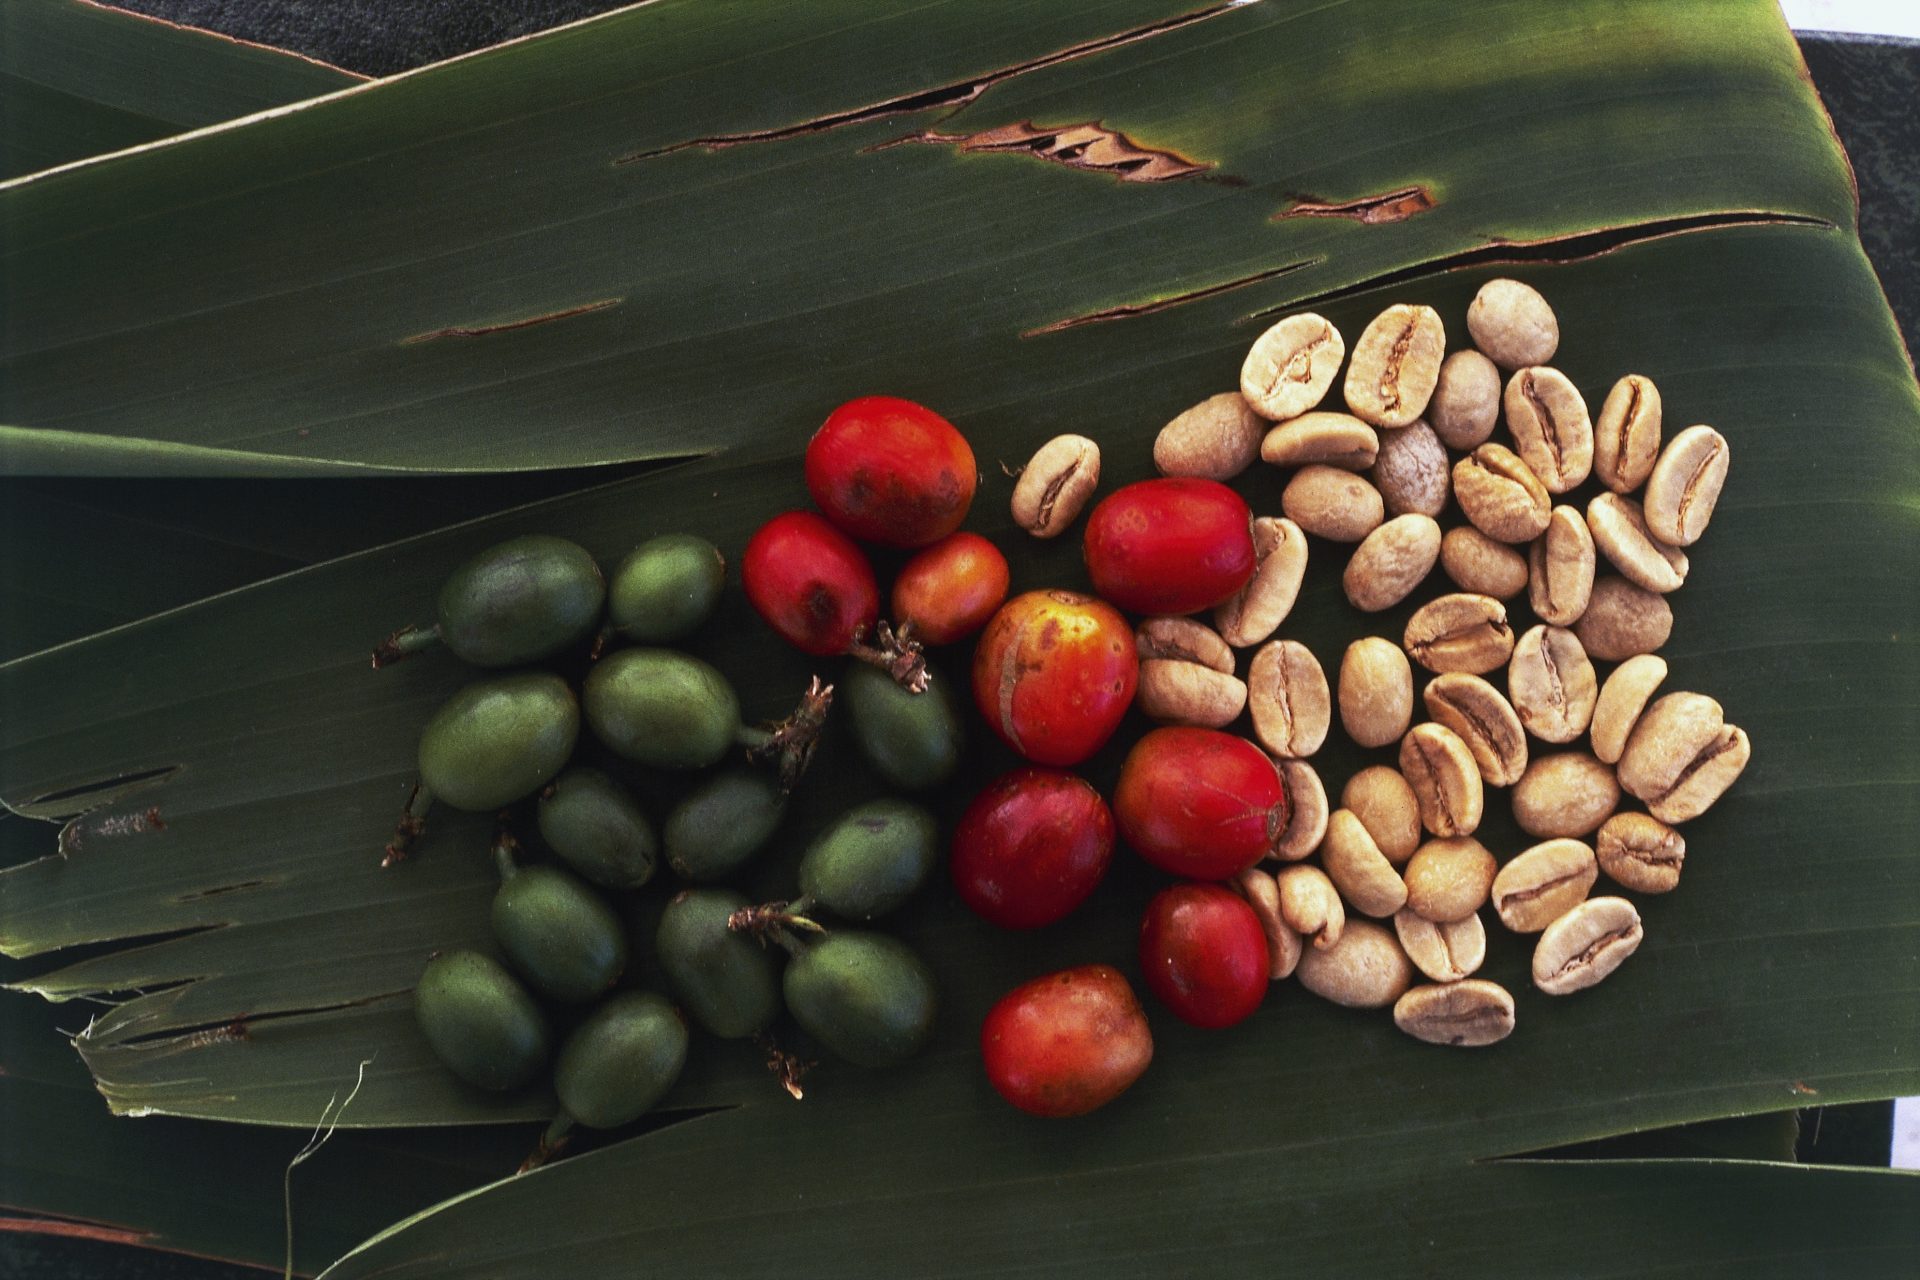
top-left (736, 676), bottom-right (835, 792)
top-left (370, 624), bottom-right (442, 669)
top-left (380, 783), bottom-right (434, 867)
top-left (518, 1112), bottom-right (576, 1173)
top-left (754, 1032), bottom-right (814, 1101)
top-left (726, 899), bottom-right (825, 947)
top-left (847, 620), bottom-right (929, 692)
top-left (492, 820), bottom-right (524, 883)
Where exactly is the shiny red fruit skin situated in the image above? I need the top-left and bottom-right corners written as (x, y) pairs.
top-left (981, 965), bottom-right (1154, 1118)
top-left (892, 532), bottom-right (1010, 646)
top-left (1083, 478), bottom-right (1255, 615)
top-left (972, 590), bottom-right (1137, 767)
top-left (952, 768), bottom-right (1114, 929)
top-left (806, 396), bottom-right (977, 548)
top-left (741, 511), bottom-right (879, 656)
top-left (1139, 884), bottom-right (1269, 1029)
top-left (1114, 727), bottom-right (1289, 879)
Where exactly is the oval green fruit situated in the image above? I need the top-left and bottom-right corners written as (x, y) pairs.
top-left (491, 864), bottom-right (627, 1003)
top-left (844, 662), bottom-right (962, 791)
top-left (583, 648), bottom-right (740, 770)
top-left (437, 535), bottom-right (605, 667)
top-left (663, 769), bottom-right (786, 882)
top-left (413, 949), bottom-right (549, 1092)
top-left (418, 673), bottom-right (579, 812)
top-left (536, 766), bottom-right (657, 890)
top-left (799, 800), bottom-right (939, 921)
top-left (608, 535), bottom-right (726, 643)
top-left (553, 991), bottom-right (688, 1130)
top-left (784, 931), bottom-right (937, 1068)
top-left (655, 889), bottom-right (781, 1039)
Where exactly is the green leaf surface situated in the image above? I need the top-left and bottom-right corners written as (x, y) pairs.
top-left (0, 0), bottom-right (361, 182)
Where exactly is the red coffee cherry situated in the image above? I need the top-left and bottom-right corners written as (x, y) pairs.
top-left (951, 768), bottom-right (1114, 929)
top-left (743, 511), bottom-right (927, 688)
top-left (1083, 478), bottom-right (1255, 615)
top-left (1113, 727), bottom-right (1290, 879)
top-left (971, 590), bottom-right (1137, 767)
top-left (1138, 883), bottom-right (1269, 1029)
top-left (981, 964), bottom-right (1154, 1118)
top-left (891, 531), bottom-right (1010, 646)
top-left (805, 396), bottom-right (977, 548)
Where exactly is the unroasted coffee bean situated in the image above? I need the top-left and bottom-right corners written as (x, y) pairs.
top-left (1453, 444), bottom-right (1552, 543)
top-left (1260, 411), bottom-right (1380, 469)
top-left (1422, 672), bottom-right (1527, 786)
top-left (1404, 836), bottom-right (1496, 923)
top-left (1248, 639), bottom-right (1330, 758)
top-left (1616, 692), bottom-right (1751, 822)
top-left (1322, 810), bottom-right (1409, 919)
top-left (1344, 514), bottom-right (1442, 613)
top-left (1342, 767), bottom-right (1422, 864)
top-left (1527, 505), bottom-right (1596, 626)
top-left (1277, 864), bottom-right (1345, 950)
top-left (1274, 759), bottom-right (1330, 861)
top-left (1490, 838), bottom-right (1597, 933)
top-left (1394, 979), bottom-right (1515, 1047)
top-left (1507, 625), bottom-right (1598, 744)
top-left (1429, 349), bottom-right (1502, 450)
top-left (1512, 751), bottom-right (1619, 838)
top-left (1296, 918), bottom-right (1415, 1009)
top-left (1338, 637), bottom-right (1414, 749)
top-left (1440, 526), bottom-right (1529, 600)
top-left (1643, 424), bottom-right (1730, 546)
top-left (1533, 895), bottom-right (1642, 995)
top-left (1403, 593), bottom-right (1515, 675)
top-left (1467, 278), bottom-right (1558, 370)
top-left (1587, 493), bottom-right (1687, 593)
top-left (1155, 392), bottom-right (1265, 480)
top-left (1137, 660), bottom-right (1247, 728)
top-left (1215, 517), bottom-right (1309, 648)
top-left (1011, 434), bottom-right (1101, 538)
top-left (1399, 723), bottom-right (1485, 837)
top-left (1136, 616), bottom-right (1234, 672)
top-left (1344, 303), bottom-right (1446, 429)
top-left (1574, 576), bottom-right (1673, 661)
top-left (1282, 465), bottom-right (1385, 542)
top-left (1394, 909), bottom-right (1486, 983)
top-left (1242, 313), bottom-right (1346, 420)
top-left (1591, 654), bottom-right (1668, 764)
top-left (1595, 812), bottom-right (1686, 894)
top-left (1504, 367), bottom-right (1592, 493)
top-left (1593, 374), bottom-right (1662, 494)
top-left (1234, 867), bottom-right (1303, 979)
top-left (1370, 421), bottom-right (1450, 517)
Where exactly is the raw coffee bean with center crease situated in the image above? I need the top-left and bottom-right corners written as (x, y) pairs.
top-left (1248, 640), bottom-right (1330, 758)
top-left (1155, 392), bottom-right (1265, 480)
top-left (537, 766), bottom-right (658, 891)
top-left (1273, 759), bottom-right (1330, 861)
top-left (1467, 278), bottom-right (1558, 370)
top-left (1617, 693), bottom-right (1752, 822)
top-left (1574, 576), bottom-right (1673, 661)
top-left (1596, 812), bottom-right (1687, 893)
top-left (1259, 411), bottom-right (1379, 469)
top-left (1215, 517), bottom-right (1309, 648)
top-left (1295, 919), bottom-right (1415, 1009)
top-left (656, 889), bottom-right (780, 1038)
top-left (1137, 616), bottom-right (1235, 671)
top-left (1370, 421), bottom-right (1450, 517)
top-left (1504, 367), bottom-right (1593, 493)
top-left (1011, 435), bottom-right (1101, 538)
top-left (1586, 493), bottom-right (1688, 593)
top-left (1277, 864), bottom-right (1345, 950)
top-left (553, 992), bottom-right (688, 1130)
top-left (1490, 839), bottom-right (1598, 933)
top-left (664, 769), bottom-right (786, 881)
top-left (1591, 654), bottom-right (1668, 764)
top-left (1137, 660), bottom-right (1247, 728)
top-left (1344, 514), bottom-right (1441, 612)
top-left (1403, 593), bottom-right (1515, 675)
top-left (607, 534), bottom-right (724, 644)
top-left (1242, 313), bottom-right (1346, 420)
top-left (1394, 979), bottom-right (1515, 1047)
top-left (1507, 625), bottom-right (1598, 744)
top-left (1527, 506), bottom-right (1596, 627)
top-left (1512, 752), bottom-right (1620, 838)
top-left (1428, 349), bottom-right (1502, 449)
top-left (1422, 673), bottom-right (1527, 786)
top-left (1453, 444), bottom-right (1552, 543)
top-left (1343, 303), bottom-right (1446, 428)
top-left (799, 799), bottom-right (940, 921)
top-left (1399, 723), bottom-right (1484, 837)
top-left (1233, 867), bottom-right (1303, 979)
top-left (784, 931), bottom-right (938, 1068)
top-left (1321, 810), bottom-right (1408, 918)
top-left (1533, 896), bottom-right (1643, 995)
top-left (1593, 374), bottom-right (1663, 494)
top-left (1343, 767), bottom-right (1423, 864)
top-left (1394, 909), bottom-right (1486, 983)
top-left (1338, 637), bottom-right (1414, 748)
top-left (1282, 465), bottom-right (1385, 542)
top-left (1439, 526), bottom-right (1530, 600)
top-left (845, 661), bottom-right (962, 792)
top-left (1403, 836), bottom-right (1497, 923)
top-left (1643, 424), bottom-right (1731, 546)
top-left (413, 949), bottom-right (549, 1092)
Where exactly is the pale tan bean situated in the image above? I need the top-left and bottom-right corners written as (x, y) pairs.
top-left (1234, 867), bottom-right (1303, 979)
top-left (1282, 465), bottom-right (1385, 542)
top-left (1343, 304), bottom-right (1446, 428)
top-left (1533, 896), bottom-right (1642, 995)
top-left (1403, 593), bottom-right (1515, 675)
top-left (1242, 313), bottom-right (1345, 421)
top-left (1338, 637), bottom-right (1414, 748)
top-left (1011, 435), bottom-right (1101, 538)
top-left (1399, 723), bottom-right (1485, 837)
top-left (1527, 506), bottom-right (1596, 627)
top-left (1403, 837), bottom-right (1497, 923)
top-left (1136, 617), bottom-right (1234, 672)
top-left (1136, 660), bottom-right (1247, 728)
top-left (1155, 392), bottom-right (1265, 480)
top-left (1595, 812), bottom-right (1686, 894)
top-left (1394, 909), bottom-right (1487, 983)
top-left (1507, 625), bottom-right (1598, 745)
top-left (1467, 278), bottom-right (1558, 370)
top-left (1322, 810), bottom-right (1409, 919)
top-left (1422, 672), bottom-right (1528, 786)
top-left (1277, 864), bottom-right (1345, 950)
top-left (1453, 444), bottom-right (1552, 543)
top-left (1429, 349), bottom-right (1502, 450)
top-left (1274, 759), bottom-right (1329, 861)
top-left (1490, 839), bottom-right (1598, 933)
top-left (1590, 654), bottom-right (1668, 764)
top-left (1342, 767), bottom-right (1423, 864)
top-left (1617, 693), bottom-right (1750, 822)
top-left (1504, 367), bottom-right (1593, 493)
top-left (1370, 421), bottom-right (1450, 517)
top-left (1651, 725), bottom-right (1749, 823)
top-left (1394, 979), bottom-right (1515, 1047)
top-left (1587, 493), bottom-right (1688, 593)
top-left (1215, 517), bottom-right (1310, 648)
top-left (1643, 424), bottom-right (1730, 546)
top-left (1593, 374), bottom-right (1662, 494)
top-left (1512, 752), bottom-right (1620, 838)
top-left (1296, 919), bottom-right (1415, 1008)
top-left (1248, 640), bottom-right (1331, 758)
top-left (1574, 576), bottom-right (1673, 662)
top-left (1440, 526), bottom-right (1530, 600)
top-left (1259, 411), bottom-right (1379, 469)
top-left (1344, 514), bottom-right (1442, 613)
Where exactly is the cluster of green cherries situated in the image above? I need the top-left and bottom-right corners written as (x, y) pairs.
top-left (380, 532), bottom-right (965, 1161)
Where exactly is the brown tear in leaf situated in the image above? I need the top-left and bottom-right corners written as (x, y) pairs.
top-left (909, 120), bottom-right (1211, 183)
top-left (1022, 260), bottom-right (1313, 337)
top-left (401, 298), bottom-right (621, 344)
top-left (1276, 185), bottom-right (1437, 224)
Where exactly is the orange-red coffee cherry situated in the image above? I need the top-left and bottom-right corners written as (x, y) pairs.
top-left (1114, 727), bottom-right (1290, 879)
top-left (972, 590), bottom-right (1137, 767)
top-left (951, 768), bottom-right (1114, 929)
top-left (1083, 478), bottom-right (1255, 615)
top-left (805, 395), bottom-right (977, 548)
top-left (892, 532), bottom-right (1010, 646)
top-left (981, 965), bottom-right (1154, 1118)
top-left (1138, 883), bottom-right (1269, 1029)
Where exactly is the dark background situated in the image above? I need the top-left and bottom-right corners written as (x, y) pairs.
top-left (2, 5), bottom-right (1915, 1277)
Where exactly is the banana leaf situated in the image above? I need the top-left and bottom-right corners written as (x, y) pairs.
top-left (1, 0), bottom-right (1917, 1274)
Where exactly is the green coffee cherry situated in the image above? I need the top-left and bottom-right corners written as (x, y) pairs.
top-left (417, 673), bottom-right (578, 812)
top-left (413, 949), bottom-right (549, 1092)
top-left (844, 662), bottom-right (962, 791)
top-left (783, 931), bottom-right (937, 1068)
top-left (583, 648), bottom-right (740, 770)
top-left (798, 800), bottom-right (939, 921)
top-left (491, 845), bottom-right (627, 1004)
top-left (663, 769), bottom-right (786, 881)
top-left (552, 992), bottom-right (687, 1130)
top-left (656, 889), bottom-right (781, 1039)
top-left (537, 767), bottom-right (657, 891)
top-left (375, 535), bottom-right (605, 668)
top-left (608, 535), bottom-right (725, 643)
